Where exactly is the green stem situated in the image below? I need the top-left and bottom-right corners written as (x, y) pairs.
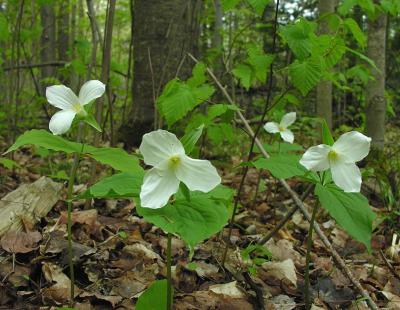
top-left (304, 203), bottom-right (319, 309)
top-left (166, 232), bottom-right (172, 310)
top-left (66, 124), bottom-right (85, 306)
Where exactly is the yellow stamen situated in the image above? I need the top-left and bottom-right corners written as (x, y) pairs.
top-left (168, 155), bottom-right (181, 169)
top-left (328, 150), bottom-right (339, 162)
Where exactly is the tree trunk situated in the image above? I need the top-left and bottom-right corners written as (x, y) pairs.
top-left (316, 0), bottom-right (336, 130)
top-left (365, 10), bottom-right (387, 150)
top-left (40, 3), bottom-right (56, 92)
top-left (119, 0), bottom-right (202, 147)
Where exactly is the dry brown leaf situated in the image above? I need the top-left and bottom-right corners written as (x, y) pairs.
top-left (79, 291), bottom-right (122, 307)
top-left (1, 230), bottom-right (41, 253)
top-left (209, 281), bottom-right (245, 298)
top-left (262, 259), bottom-right (297, 287)
top-left (41, 262), bottom-right (80, 304)
top-left (59, 209), bottom-right (101, 234)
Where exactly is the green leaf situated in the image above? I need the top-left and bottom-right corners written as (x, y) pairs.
top-left (247, 48), bottom-right (274, 83)
top-left (157, 79), bottom-right (215, 126)
top-left (136, 187), bottom-right (231, 248)
top-left (260, 142), bottom-right (303, 154)
top-left (338, 0), bottom-right (358, 15)
top-left (136, 280), bottom-right (171, 310)
top-left (346, 47), bottom-right (379, 72)
top-left (232, 64), bottom-right (253, 90)
top-left (5, 130), bottom-right (141, 173)
top-left (0, 14), bottom-right (10, 42)
top-left (221, 0), bottom-right (241, 12)
top-left (83, 114), bottom-right (102, 132)
top-left (187, 62), bottom-right (207, 88)
top-left (280, 19), bottom-right (317, 60)
top-left (315, 184), bottom-right (376, 252)
top-left (49, 170), bottom-right (69, 181)
top-left (87, 147), bottom-right (142, 173)
top-left (344, 18), bottom-right (366, 48)
top-left (314, 36), bottom-right (346, 69)
top-left (181, 124), bottom-right (204, 154)
top-left (320, 118), bottom-right (334, 145)
top-left (0, 158), bottom-right (21, 169)
top-left (80, 172), bottom-right (144, 199)
top-left (253, 154), bottom-right (307, 179)
top-left (289, 57), bottom-right (322, 96)
top-left (247, 0), bottom-right (271, 15)
top-left (5, 129), bottom-right (81, 154)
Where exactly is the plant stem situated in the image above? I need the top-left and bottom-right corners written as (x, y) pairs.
top-left (304, 203), bottom-right (319, 310)
top-left (166, 232), bottom-right (172, 310)
top-left (66, 124), bottom-right (85, 306)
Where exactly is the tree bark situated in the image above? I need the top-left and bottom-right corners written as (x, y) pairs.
top-left (119, 0), bottom-right (202, 147)
top-left (316, 0), bottom-right (336, 130)
top-left (365, 10), bottom-right (387, 150)
top-left (40, 2), bottom-right (56, 92)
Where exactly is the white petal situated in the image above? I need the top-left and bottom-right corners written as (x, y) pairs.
top-left (175, 155), bottom-right (221, 192)
top-left (140, 167), bottom-right (180, 209)
top-left (331, 161), bottom-right (362, 192)
top-left (299, 145), bottom-right (331, 171)
top-left (139, 130), bottom-right (185, 166)
top-left (264, 122), bottom-right (280, 133)
top-left (78, 80), bottom-right (106, 105)
top-left (280, 112), bottom-right (296, 128)
top-left (49, 110), bottom-right (76, 135)
top-left (332, 131), bottom-right (371, 163)
top-left (280, 129), bottom-right (294, 143)
top-left (46, 85), bottom-right (78, 110)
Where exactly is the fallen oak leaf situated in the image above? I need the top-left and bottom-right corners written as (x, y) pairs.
top-left (1, 230), bottom-right (42, 254)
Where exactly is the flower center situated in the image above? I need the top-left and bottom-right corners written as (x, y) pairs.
top-left (278, 125), bottom-right (285, 132)
top-left (328, 150), bottom-right (339, 162)
top-left (72, 103), bottom-right (87, 116)
top-left (168, 155), bottom-right (181, 169)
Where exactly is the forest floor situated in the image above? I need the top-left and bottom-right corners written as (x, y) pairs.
top-left (0, 144), bottom-right (399, 310)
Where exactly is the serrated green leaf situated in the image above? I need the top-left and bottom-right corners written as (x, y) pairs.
top-left (247, 48), bottom-right (274, 83)
top-left (247, 0), bottom-right (271, 15)
top-left (253, 154), bottom-right (307, 179)
top-left (314, 36), bottom-right (346, 69)
top-left (280, 19), bottom-right (318, 60)
top-left (315, 184), bottom-right (376, 252)
top-left (344, 18), bottom-right (366, 48)
top-left (346, 47), bottom-right (379, 72)
top-left (136, 280), bottom-right (171, 310)
top-left (157, 79), bottom-right (214, 126)
top-left (80, 172), bottom-right (144, 199)
top-left (289, 57), bottom-right (322, 96)
top-left (136, 187), bottom-right (231, 248)
top-left (232, 64), bottom-right (253, 90)
top-left (187, 62), bottom-right (208, 88)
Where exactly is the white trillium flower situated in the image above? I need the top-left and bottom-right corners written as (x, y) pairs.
top-left (139, 130), bottom-right (221, 209)
top-left (46, 80), bottom-right (105, 135)
top-left (264, 112), bottom-right (296, 143)
top-left (299, 131), bottom-right (371, 193)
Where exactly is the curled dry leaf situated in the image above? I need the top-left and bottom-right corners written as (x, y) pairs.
top-left (209, 281), bottom-right (246, 298)
top-left (41, 262), bottom-right (80, 304)
top-left (1, 230), bottom-right (42, 254)
top-left (261, 259), bottom-right (297, 288)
